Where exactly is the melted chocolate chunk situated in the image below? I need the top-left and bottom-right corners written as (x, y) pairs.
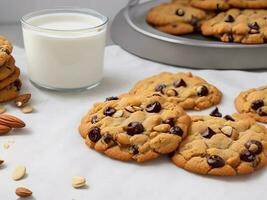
top-left (224, 15), bottom-right (235, 23)
top-left (103, 106), bottom-right (116, 116)
top-left (251, 99), bottom-right (264, 110)
top-left (173, 79), bottom-right (187, 88)
top-left (175, 8), bottom-right (185, 16)
top-left (248, 22), bottom-right (260, 34)
top-left (240, 149), bottom-right (256, 162)
top-left (163, 118), bottom-right (175, 127)
top-left (202, 127), bottom-right (216, 139)
top-left (88, 127), bottom-right (101, 142)
top-left (170, 126), bottom-right (183, 136)
top-left (155, 84), bottom-right (166, 93)
top-left (227, 32), bottom-right (234, 42)
top-left (126, 122), bottom-right (144, 136)
top-left (146, 101), bottom-right (162, 113)
top-left (207, 155), bottom-right (225, 168)
top-left (210, 107), bottom-right (222, 117)
top-left (130, 145), bottom-right (139, 155)
top-left (245, 140), bottom-right (263, 155)
top-left (197, 86), bottom-right (209, 96)
top-left (258, 108), bottom-right (267, 116)
top-left (103, 133), bottom-right (113, 144)
top-left (224, 115), bottom-right (235, 121)
top-left (105, 96), bottom-right (119, 101)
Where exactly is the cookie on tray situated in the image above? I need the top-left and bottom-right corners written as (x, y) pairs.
top-left (201, 9), bottom-right (267, 44)
top-left (191, 0), bottom-right (230, 11)
top-left (229, 0), bottom-right (267, 9)
top-left (146, 2), bottom-right (207, 34)
top-left (79, 95), bottom-right (191, 162)
top-left (0, 79), bottom-right (21, 103)
top-left (129, 72), bottom-right (222, 111)
top-left (0, 36), bottom-right (13, 66)
top-left (0, 56), bottom-right (16, 81)
top-left (171, 114), bottom-right (267, 176)
top-left (235, 86), bottom-right (267, 123)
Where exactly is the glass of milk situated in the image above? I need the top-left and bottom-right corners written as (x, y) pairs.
top-left (21, 8), bottom-right (108, 91)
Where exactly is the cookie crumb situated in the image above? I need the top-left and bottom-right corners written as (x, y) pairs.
top-left (21, 106), bottom-right (33, 114)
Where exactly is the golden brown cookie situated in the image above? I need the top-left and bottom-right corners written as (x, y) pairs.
top-left (0, 67), bottom-right (20, 90)
top-left (0, 79), bottom-right (21, 103)
top-left (229, 0), bottom-right (267, 9)
top-left (0, 36), bottom-right (13, 67)
top-left (0, 56), bottom-right (16, 81)
top-left (191, 0), bottom-right (230, 11)
top-left (79, 95), bottom-right (191, 162)
top-left (201, 9), bottom-right (267, 44)
top-left (129, 72), bottom-right (222, 111)
top-left (235, 86), bottom-right (267, 123)
top-left (172, 114), bottom-right (267, 176)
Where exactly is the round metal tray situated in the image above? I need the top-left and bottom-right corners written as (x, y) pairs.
top-left (111, 0), bottom-right (267, 69)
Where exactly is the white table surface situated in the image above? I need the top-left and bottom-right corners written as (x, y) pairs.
top-left (0, 45), bottom-right (266, 200)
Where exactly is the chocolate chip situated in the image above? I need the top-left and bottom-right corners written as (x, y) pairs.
top-left (163, 118), bottom-right (175, 127)
top-left (103, 106), bottom-right (116, 116)
top-left (170, 126), bottom-right (183, 136)
top-left (173, 79), bottom-right (187, 88)
top-left (105, 96), bottom-right (119, 101)
top-left (126, 122), bottom-right (144, 136)
top-left (88, 127), bottom-right (101, 142)
top-left (258, 108), bottom-right (267, 116)
top-left (175, 8), bottom-right (185, 16)
top-left (102, 133), bottom-right (113, 144)
top-left (207, 155), bottom-right (225, 168)
top-left (155, 84), bottom-right (166, 93)
top-left (0, 47), bottom-right (10, 54)
top-left (224, 115), bottom-right (235, 121)
top-left (202, 127), bottom-right (216, 139)
top-left (210, 107), bottom-right (222, 117)
top-left (146, 101), bottom-right (162, 113)
top-left (197, 86), bottom-right (209, 96)
top-left (91, 115), bottom-right (98, 124)
top-left (245, 140), bottom-right (263, 155)
top-left (227, 32), bottom-right (234, 42)
top-left (251, 99), bottom-right (264, 110)
top-left (224, 15), bottom-right (235, 23)
top-left (130, 145), bottom-right (139, 155)
top-left (248, 22), bottom-right (260, 34)
top-left (14, 80), bottom-right (22, 91)
top-left (240, 149), bottom-right (256, 162)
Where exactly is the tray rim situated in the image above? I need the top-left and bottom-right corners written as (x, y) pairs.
top-left (125, 0), bottom-right (267, 49)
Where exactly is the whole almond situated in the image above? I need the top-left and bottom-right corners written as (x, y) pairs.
top-left (21, 106), bottom-right (33, 114)
top-left (72, 176), bottom-right (86, 188)
top-left (0, 124), bottom-right (11, 135)
top-left (12, 165), bottom-right (26, 180)
top-left (15, 187), bottom-right (32, 197)
top-left (15, 94), bottom-right (31, 108)
top-left (0, 114), bottom-right (25, 128)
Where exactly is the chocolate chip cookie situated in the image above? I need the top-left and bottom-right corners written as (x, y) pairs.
top-left (0, 67), bottom-right (20, 90)
top-left (129, 72), bottom-right (222, 111)
top-left (229, 0), bottom-right (267, 9)
top-left (201, 9), bottom-right (267, 44)
top-left (191, 0), bottom-right (230, 11)
top-left (79, 95), bottom-right (191, 162)
top-left (146, 2), bottom-right (207, 35)
top-left (0, 36), bottom-right (13, 66)
top-left (235, 86), bottom-right (267, 123)
top-left (172, 114), bottom-right (267, 176)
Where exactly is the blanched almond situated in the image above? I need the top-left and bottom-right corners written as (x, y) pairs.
top-left (72, 176), bottom-right (86, 188)
top-left (12, 165), bottom-right (26, 180)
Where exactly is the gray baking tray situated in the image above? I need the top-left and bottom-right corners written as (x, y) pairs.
top-left (111, 0), bottom-right (267, 69)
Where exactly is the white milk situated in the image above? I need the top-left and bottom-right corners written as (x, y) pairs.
top-left (22, 9), bottom-right (107, 90)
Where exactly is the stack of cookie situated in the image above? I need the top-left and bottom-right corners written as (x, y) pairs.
top-left (79, 71), bottom-right (267, 176)
top-left (146, 0), bottom-right (267, 44)
top-left (0, 36), bottom-right (22, 102)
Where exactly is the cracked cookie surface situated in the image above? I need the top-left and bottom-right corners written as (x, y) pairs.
top-left (129, 72), bottom-right (222, 111)
top-left (0, 36), bottom-right (13, 66)
top-left (171, 114), bottom-right (267, 176)
top-left (79, 95), bottom-right (191, 162)
top-left (235, 86), bottom-right (267, 123)
top-left (201, 9), bottom-right (267, 44)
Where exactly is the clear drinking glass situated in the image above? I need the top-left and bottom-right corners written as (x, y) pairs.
top-left (21, 8), bottom-right (108, 91)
